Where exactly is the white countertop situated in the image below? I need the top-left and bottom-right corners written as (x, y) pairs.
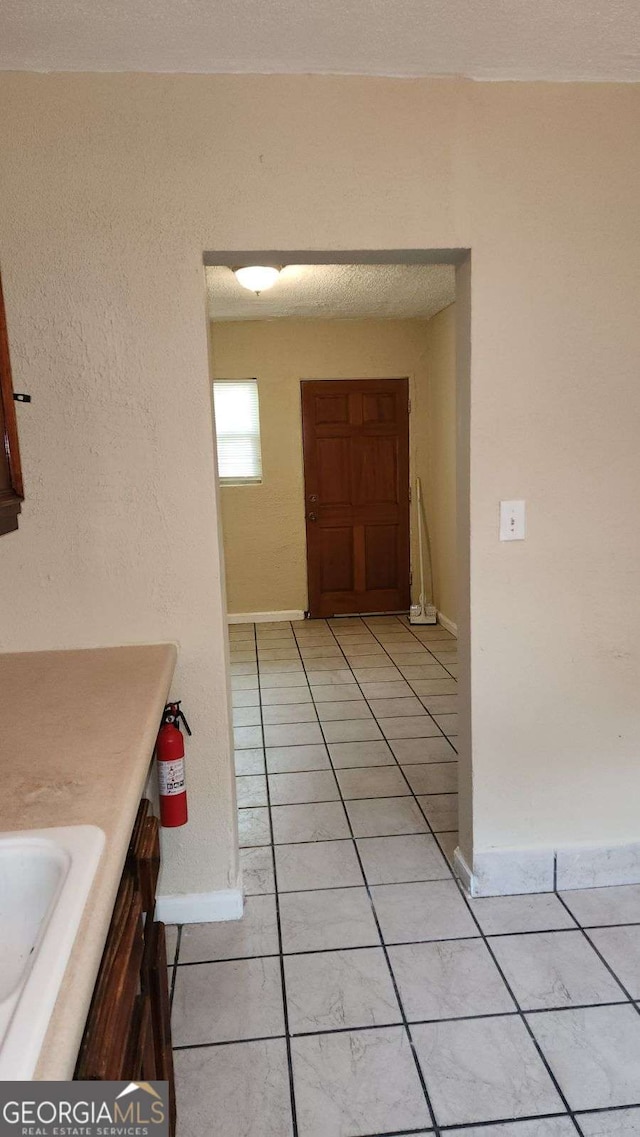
top-left (0, 642), bottom-right (177, 1079)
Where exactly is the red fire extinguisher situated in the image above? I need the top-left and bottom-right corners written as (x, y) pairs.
top-left (156, 701), bottom-right (191, 827)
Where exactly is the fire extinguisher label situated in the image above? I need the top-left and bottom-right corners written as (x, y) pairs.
top-left (158, 758), bottom-right (186, 796)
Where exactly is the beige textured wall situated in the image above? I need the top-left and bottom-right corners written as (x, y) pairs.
top-left (0, 76), bottom-right (639, 887)
top-left (210, 316), bottom-right (440, 614)
top-left (418, 304), bottom-right (457, 624)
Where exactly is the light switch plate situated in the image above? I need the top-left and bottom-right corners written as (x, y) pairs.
top-left (500, 499), bottom-right (525, 541)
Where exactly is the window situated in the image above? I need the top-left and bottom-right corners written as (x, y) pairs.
top-left (213, 379), bottom-right (262, 485)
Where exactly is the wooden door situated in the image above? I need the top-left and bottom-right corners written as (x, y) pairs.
top-left (302, 378), bottom-right (410, 618)
top-left (0, 270), bottom-right (25, 536)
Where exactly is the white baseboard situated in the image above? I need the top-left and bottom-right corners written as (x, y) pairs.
top-left (156, 888), bottom-right (243, 924)
top-left (228, 610), bottom-right (306, 624)
top-left (472, 848), bottom-right (555, 897)
top-left (462, 839), bottom-right (640, 897)
top-left (556, 841), bottom-right (640, 890)
top-left (437, 611), bottom-right (458, 636)
top-left (453, 847), bottom-right (474, 895)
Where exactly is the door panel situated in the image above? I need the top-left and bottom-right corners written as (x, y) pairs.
top-left (364, 524), bottom-right (398, 591)
top-left (320, 527), bottom-right (354, 593)
top-left (317, 437), bottom-right (351, 504)
top-left (302, 378), bottom-right (410, 618)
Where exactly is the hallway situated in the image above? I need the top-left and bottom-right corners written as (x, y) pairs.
top-left (171, 616), bottom-right (640, 1137)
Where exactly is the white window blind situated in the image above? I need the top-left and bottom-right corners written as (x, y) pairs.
top-left (213, 379), bottom-right (263, 484)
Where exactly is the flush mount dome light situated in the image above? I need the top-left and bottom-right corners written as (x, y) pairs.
top-left (233, 265), bottom-right (281, 295)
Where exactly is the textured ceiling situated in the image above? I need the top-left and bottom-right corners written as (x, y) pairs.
top-left (2, 0), bottom-right (640, 79)
top-left (206, 264), bottom-right (456, 322)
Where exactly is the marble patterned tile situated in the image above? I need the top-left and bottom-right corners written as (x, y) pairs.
top-left (391, 736), bottom-right (457, 763)
top-left (266, 744), bottom-right (330, 772)
top-left (419, 695), bottom-right (458, 714)
top-left (399, 665), bottom-right (450, 682)
top-left (403, 762), bottom-right (458, 795)
top-left (589, 925), bottom-right (640, 996)
top-left (284, 947), bottom-right (401, 1033)
top-left (275, 839), bottom-right (363, 891)
top-left (389, 938), bottom-right (515, 1020)
top-left (346, 796), bottom-right (428, 837)
top-left (165, 924), bottom-right (178, 965)
top-left (234, 747), bottom-right (266, 775)
top-left (468, 892), bottom-right (578, 935)
top-left (335, 765), bottom-right (410, 799)
top-left (231, 662), bottom-right (258, 676)
top-left (433, 712), bottom-right (458, 736)
top-left (322, 719), bottom-right (383, 743)
top-left (260, 686), bottom-right (312, 705)
top-left (234, 724), bottom-right (263, 749)
top-left (578, 1108), bottom-right (640, 1136)
top-left (417, 793), bottom-right (458, 832)
top-left (371, 879), bottom-right (477, 943)
top-left (231, 674), bottom-right (259, 690)
top-left (268, 770), bottom-right (339, 805)
top-left (304, 669), bottom-right (355, 685)
top-left (263, 722), bottom-right (324, 747)
top-left (279, 887), bottom-right (379, 953)
top-left (232, 688), bottom-right (261, 707)
top-left (447, 1118), bottom-right (575, 1137)
top-left (233, 705), bottom-right (262, 727)
top-left (174, 1039), bottom-right (293, 1137)
top-left (356, 833), bottom-right (450, 884)
top-left (527, 1004), bottom-right (640, 1110)
top-left (410, 678), bottom-right (458, 696)
top-left (302, 657), bottom-right (350, 672)
top-left (368, 696), bottom-right (427, 718)
top-left (271, 801), bottom-right (350, 844)
top-left (311, 683), bottom-right (361, 701)
top-left (262, 703), bottom-right (318, 725)
top-left (358, 680), bottom-right (413, 699)
top-left (291, 1027), bottom-right (432, 1137)
top-left (259, 648), bottom-right (300, 661)
top-left (351, 666), bottom-right (404, 683)
top-left (238, 806), bottom-right (271, 847)
top-left (412, 1015), bottom-right (563, 1125)
top-left (179, 895), bottom-right (279, 962)
top-left (559, 885), bottom-right (640, 928)
top-left (437, 830), bottom-right (458, 867)
top-left (345, 654), bottom-right (393, 669)
top-left (316, 700), bottom-right (372, 721)
top-left (172, 956), bottom-right (284, 1045)
top-left (328, 740), bottom-right (395, 768)
top-left (240, 845), bottom-right (275, 895)
top-left (259, 662), bottom-right (305, 679)
top-left (379, 716), bottom-right (441, 739)
top-left (236, 774), bottom-right (268, 807)
top-left (489, 930), bottom-right (624, 1010)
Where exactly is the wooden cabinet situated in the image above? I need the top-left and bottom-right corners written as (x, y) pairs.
top-left (76, 800), bottom-right (176, 1135)
top-left (0, 271), bottom-right (25, 537)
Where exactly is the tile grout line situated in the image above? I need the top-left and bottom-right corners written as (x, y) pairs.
top-left (317, 619), bottom-right (582, 1134)
top-left (231, 616), bottom-right (639, 1134)
top-left (254, 620), bottom-right (301, 1137)
top-left (361, 619), bottom-right (458, 751)
top-left (553, 889), bottom-right (640, 1018)
top-left (300, 620), bottom-right (442, 1137)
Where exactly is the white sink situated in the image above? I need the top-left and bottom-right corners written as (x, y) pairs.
top-left (0, 825), bottom-right (105, 1080)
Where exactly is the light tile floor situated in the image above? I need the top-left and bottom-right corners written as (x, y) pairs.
top-left (170, 615), bottom-right (640, 1137)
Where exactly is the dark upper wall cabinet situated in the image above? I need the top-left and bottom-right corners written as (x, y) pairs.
top-left (0, 271), bottom-right (25, 536)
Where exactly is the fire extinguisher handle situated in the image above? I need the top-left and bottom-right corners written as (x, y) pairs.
top-left (162, 700), bottom-right (192, 736)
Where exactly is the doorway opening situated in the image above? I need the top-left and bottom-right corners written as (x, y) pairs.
top-left (204, 248), bottom-right (471, 882)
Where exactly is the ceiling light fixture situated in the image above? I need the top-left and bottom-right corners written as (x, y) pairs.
top-left (233, 265), bottom-right (282, 295)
